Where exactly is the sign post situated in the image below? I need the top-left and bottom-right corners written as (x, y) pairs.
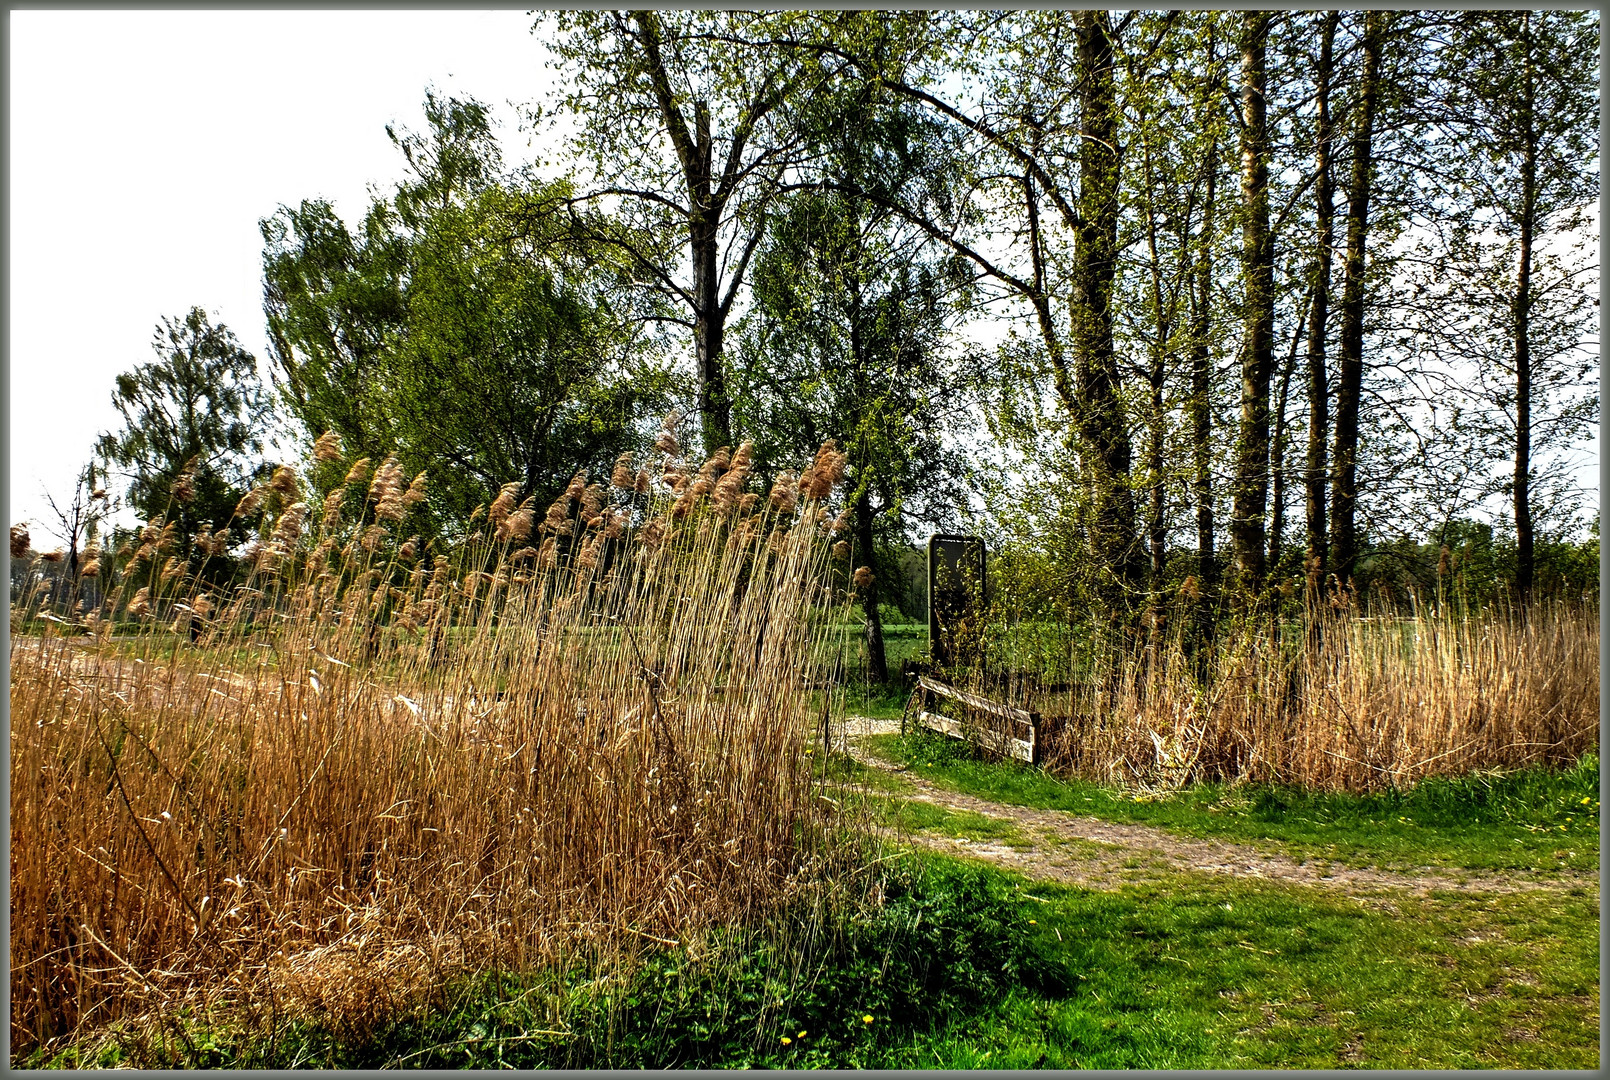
top-left (927, 533), bottom-right (985, 671)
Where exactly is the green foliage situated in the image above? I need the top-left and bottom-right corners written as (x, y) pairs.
top-left (553, 861), bottom-right (1065, 1068)
top-left (259, 198), bottom-right (407, 452)
top-left (1333, 516), bottom-right (1601, 611)
top-left (262, 92), bottom-right (673, 527)
top-left (732, 88), bottom-right (976, 679)
top-left (94, 308), bottom-right (270, 567)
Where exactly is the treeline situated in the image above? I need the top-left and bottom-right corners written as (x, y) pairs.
top-left (27, 10), bottom-right (1597, 680)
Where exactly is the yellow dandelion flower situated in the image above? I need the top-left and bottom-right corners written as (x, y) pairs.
top-left (797, 1031), bottom-right (807, 1039)
top-left (780, 1036), bottom-right (792, 1046)
top-left (862, 1014), bottom-right (874, 1024)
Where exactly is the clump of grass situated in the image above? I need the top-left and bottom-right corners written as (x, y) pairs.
top-left (9, 428), bottom-right (869, 1057)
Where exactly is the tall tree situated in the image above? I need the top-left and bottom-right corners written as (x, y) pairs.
top-left (734, 91), bottom-right (972, 683)
top-left (95, 308), bottom-right (271, 560)
top-left (1435, 11), bottom-right (1599, 600)
top-left (773, 11), bottom-right (1149, 625)
top-left (263, 93), bottom-right (670, 522)
top-left (1230, 10), bottom-right (1276, 601)
top-left (1303, 10), bottom-right (1341, 593)
top-left (1188, 31), bottom-right (1225, 600)
top-left (544, 11), bottom-right (830, 455)
top-left (1115, 11), bottom-right (1224, 635)
top-left (1329, 10), bottom-right (1386, 584)
top-left (1070, 10), bottom-right (1142, 626)
top-left (261, 197), bottom-right (407, 452)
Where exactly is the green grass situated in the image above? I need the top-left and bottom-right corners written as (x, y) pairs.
top-left (865, 732), bottom-right (1601, 875)
top-left (880, 798), bottom-right (1032, 849)
top-left (877, 863), bottom-right (1599, 1069)
top-left (821, 751), bottom-right (1029, 848)
top-left (839, 679), bottom-right (913, 720)
top-left (44, 855), bottom-right (1596, 1069)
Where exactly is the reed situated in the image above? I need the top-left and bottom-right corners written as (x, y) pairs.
top-left (1028, 592), bottom-right (1599, 793)
top-left (10, 434), bottom-right (860, 1056)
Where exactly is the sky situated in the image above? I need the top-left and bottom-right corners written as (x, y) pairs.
top-left (8, 9), bottom-right (558, 543)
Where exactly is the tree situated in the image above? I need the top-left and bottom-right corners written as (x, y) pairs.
top-left (95, 308), bottom-right (271, 562)
top-left (1068, 10), bottom-right (1142, 628)
top-left (263, 92), bottom-right (672, 523)
top-left (1303, 10), bottom-right (1341, 592)
top-left (544, 11), bottom-right (832, 456)
top-left (39, 461), bottom-right (110, 584)
top-left (1432, 10), bottom-right (1599, 600)
top-left (780, 11), bottom-right (1153, 628)
top-left (733, 91), bottom-right (973, 682)
top-left (261, 197), bottom-right (407, 454)
top-left (1229, 11), bottom-right (1276, 601)
top-left (1328, 10), bottom-right (1386, 585)
top-left (1187, 24), bottom-right (1227, 604)
top-left (1111, 10), bottom-right (1229, 642)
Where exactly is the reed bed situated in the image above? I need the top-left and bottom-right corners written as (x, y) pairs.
top-left (1031, 595), bottom-right (1599, 793)
top-left (10, 428), bottom-right (864, 1056)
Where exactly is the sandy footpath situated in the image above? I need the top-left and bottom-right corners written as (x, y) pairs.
top-left (834, 714), bottom-right (1597, 898)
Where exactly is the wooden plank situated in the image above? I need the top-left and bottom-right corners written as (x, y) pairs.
top-left (917, 709), bottom-right (966, 739)
top-left (916, 675), bottom-right (1038, 729)
top-left (917, 710), bottom-right (1034, 763)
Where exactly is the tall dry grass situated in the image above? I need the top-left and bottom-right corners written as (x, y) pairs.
top-left (1033, 591), bottom-right (1599, 792)
top-left (10, 428), bottom-right (860, 1055)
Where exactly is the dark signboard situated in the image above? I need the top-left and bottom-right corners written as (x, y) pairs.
top-left (927, 533), bottom-right (985, 669)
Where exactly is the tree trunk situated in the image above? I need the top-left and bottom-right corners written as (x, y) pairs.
top-left (1268, 287), bottom-right (1312, 582)
top-left (1072, 10), bottom-right (1139, 628)
top-left (688, 101), bottom-right (733, 456)
top-left (1231, 11), bottom-right (1276, 603)
top-left (1513, 11), bottom-right (1537, 603)
top-left (1330, 10), bottom-right (1384, 585)
top-left (631, 13), bottom-right (735, 457)
top-left (1138, 132), bottom-right (1171, 608)
top-left (1305, 10), bottom-right (1339, 596)
top-left (1190, 110), bottom-right (1220, 598)
top-left (854, 490), bottom-right (888, 684)
top-left (1146, 359), bottom-right (1167, 594)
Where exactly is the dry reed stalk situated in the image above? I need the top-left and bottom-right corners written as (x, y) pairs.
top-left (10, 441), bottom-right (858, 1055)
top-left (1030, 596), bottom-right (1598, 792)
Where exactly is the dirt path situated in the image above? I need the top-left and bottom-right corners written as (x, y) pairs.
top-left (834, 715), bottom-right (1596, 898)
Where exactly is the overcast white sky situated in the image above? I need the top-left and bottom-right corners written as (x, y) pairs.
top-left (8, 8), bottom-right (557, 542)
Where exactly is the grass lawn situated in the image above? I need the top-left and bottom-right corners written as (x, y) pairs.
top-left (877, 861), bottom-right (1599, 1069)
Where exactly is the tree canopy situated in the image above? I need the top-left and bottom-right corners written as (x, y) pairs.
top-left (50, 11), bottom-right (1599, 618)
top-left (95, 307), bottom-right (271, 565)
